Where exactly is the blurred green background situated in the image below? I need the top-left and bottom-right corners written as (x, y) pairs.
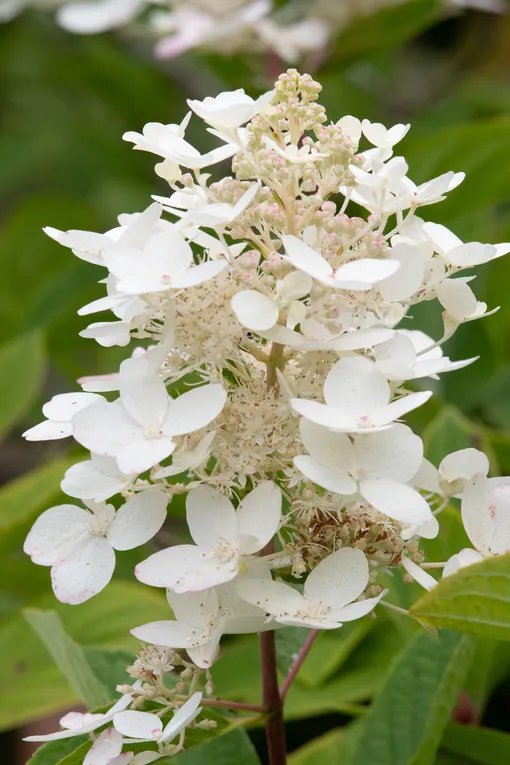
top-left (3, 2), bottom-right (510, 763)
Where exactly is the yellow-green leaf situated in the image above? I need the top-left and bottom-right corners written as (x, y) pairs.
top-left (410, 554), bottom-right (510, 640)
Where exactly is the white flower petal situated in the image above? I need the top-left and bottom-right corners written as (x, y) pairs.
top-left (237, 481), bottom-right (282, 555)
top-left (439, 448), bottom-right (489, 483)
top-left (136, 545), bottom-right (234, 592)
top-left (436, 279), bottom-right (478, 321)
top-left (360, 478), bottom-right (432, 525)
top-left (299, 418), bottom-right (355, 473)
top-left (294, 455), bottom-right (357, 495)
top-left (163, 384), bottom-right (227, 437)
top-left (117, 437), bottom-right (176, 475)
top-left (187, 638), bottom-right (221, 669)
top-left (402, 556), bottom-right (437, 591)
top-left (370, 390), bottom-right (432, 426)
top-left (84, 728), bottom-right (123, 765)
top-left (107, 488), bottom-right (167, 551)
top-left (231, 290), bottom-right (279, 331)
top-left (23, 420), bottom-right (73, 441)
top-left (23, 505), bottom-right (90, 566)
top-left (119, 358), bottom-right (169, 431)
top-left (443, 548), bottom-right (484, 577)
top-left (323, 356), bottom-right (389, 413)
top-left (305, 548), bottom-right (369, 609)
top-left (237, 578), bottom-right (303, 617)
top-left (354, 424), bottom-right (423, 483)
top-left (186, 485), bottom-right (237, 548)
top-left (161, 692), bottom-right (202, 743)
top-left (171, 259), bottom-right (226, 288)
top-left (334, 258), bottom-right (400, 290)
top-left (131, 620), bottom-right (198, 648)
top-left (72, 402), bottom-right (142, 458)
top-left (43, 392), bottom-right (105, 422)
top-left (291, 399), bottom-right (356, 431)
top-left (378, 244), bottom-right (424, 301)
top-left (113, 711), bottom-right (162, 742)
top-left (329, 593), bottom-right (385, 622)
top-left (62, 455), bottom-right (133, 501)
top-left (51, 535), bottom-right (116, 604)
top-left (167, 587), bottom-right (219, 628)
top-left (282, 234), bottom-right (333, 282)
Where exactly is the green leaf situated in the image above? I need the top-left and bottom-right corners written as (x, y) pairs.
top-left (0, 331), bottom-right (45, 438)
top-left (0, 582), bottom-right (167, 730)
top-left (334, 0), bottom-right (442, 60)
top-left (410, 554), bottom-right (510, 640)
top-left (168, 726), bottom-right (260, 765)
top-left (27, 739), bottom-right (90, 765)
top-left (0, 456), bottom-right (76, 535)
top-left (289, 722), bottom-right (362, 765)
top-left (298, 620), bottom-right (374, 688)
top-left (83, 646), bottom-right (134, 698)
top-left (276, 626), bottom-right (309, 676)
top-left (442, 723), bottom-right (510, 765)
top-left (422, 405), bottom-right (497, 470)
top-left (347, 630), bottom-right (474, 765)
top-left (286, 621), bottom-right (407, 719)
top-left (24, 609), bottom-right (112, 707)
top-left (404, 117), bottom-right (510, 224)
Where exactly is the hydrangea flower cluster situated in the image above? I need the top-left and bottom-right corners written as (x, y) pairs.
top-left (23, 69), bottom-right (510, 759)
top-left (1, 0), bottom-right (503, 63)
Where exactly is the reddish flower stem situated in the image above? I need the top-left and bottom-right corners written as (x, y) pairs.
top-left (279, 629), bottom-right (319, 701)
top-left (260, 629), bottom-right (287, 765)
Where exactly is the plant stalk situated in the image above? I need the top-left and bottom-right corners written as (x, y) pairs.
top-left (260, 629), bottom-right (287, 765)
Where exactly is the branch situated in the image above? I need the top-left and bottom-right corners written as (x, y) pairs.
top-left (280, 629), bottom-right (319, 701)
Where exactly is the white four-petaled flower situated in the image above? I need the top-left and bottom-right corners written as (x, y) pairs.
top-left (24, 489), bottom-right (167, 603)
top-left (238, 547), bottom-right (384, 629)
top-left (135, 481), bottom-right (281, 592)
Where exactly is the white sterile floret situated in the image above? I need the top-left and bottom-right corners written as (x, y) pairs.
top-left (102, 228), bottom-right (227, 295)
top-left (153, 0), bottom-right (271, 60)
top-left (57, 0), bottom-right (144, 34)
top-left (22, 392), bottom-right (104, 441)
top-left (123, 114), bottom-right (237, 172)
top-left (81, 728), bottom-right (124, 765)
top-left (187, 88), bottom-right (274, 130)
top-left (61, 453), bottom-right (136, 501)
top-left (436, 278), bottom-right (498, 324)
top-left (377, 243), bottom-right (426, 302)
top-left (410, 473), bottom-right (510, 580)
top-left (361, 120), bottom-right (410, 150)
top-left (282, 234), bottom-right (400, 291)
top-left (45, 201), bottom-right (164, 267)
top-left (23, 683), bottom-right (140, 741)
top-left (231, 270), bottom-right (311, 332)
top-left (178, 182), bottom-right (260, 228)
top-left (400, 170), bottom-right (465, 208)
top-left (71, 357), bottom-right (226, 474)
top-left (423, 221), bottom-right (510, 268)
top-left (113, 692), bottom-right (202, 745)
top-left (291, 355), bottom-right (432, 433)
top-left (373, 330), bottom-right (477, 381)
top-left (23, 489), bottom-right (167, 603)
top-left (256, 17), bottom-right (329, 64)
top-left (294, 420), bottom-right (432, 525)
top-left (460, 474), bottom-right (510, 558)
top-left (238, 547), bottom-right (385, 629)
top-left (132, 559), bottom-right (273, 668)
top-left (135, 481), bottom-right (281, 592)
top-left (152, 431), bottom-right (216, 479)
